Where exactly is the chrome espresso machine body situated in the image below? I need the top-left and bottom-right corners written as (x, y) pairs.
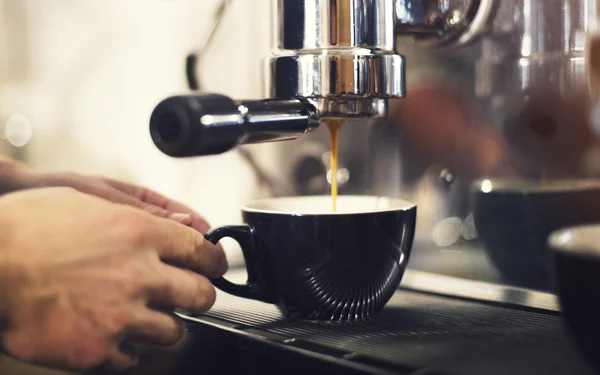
top-left (151, 0), bottom-right (597, 288)
top-left (151, 2), bottom-right (600, 374)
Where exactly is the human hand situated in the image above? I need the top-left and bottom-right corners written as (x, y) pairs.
top-left (0, 157), bottom-right (211, 234)
top-left (0, 187), bottom-right (227, 372)
top-left (35, 173), bottom-right (212, 234)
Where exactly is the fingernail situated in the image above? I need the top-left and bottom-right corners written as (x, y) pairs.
top-left (169, 213), bottom-right (192, 224)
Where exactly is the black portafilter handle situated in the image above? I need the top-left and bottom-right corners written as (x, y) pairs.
top-left (149, 93), bottom-right (318, 157)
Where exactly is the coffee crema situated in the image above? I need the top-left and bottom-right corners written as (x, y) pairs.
top-left (325, 119), bottom-right (344, 211)
top-left (244, 195), bottom-right (415, 215)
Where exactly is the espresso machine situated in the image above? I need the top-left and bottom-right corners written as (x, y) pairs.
top-left (150, 1), bottom-right (600, 374)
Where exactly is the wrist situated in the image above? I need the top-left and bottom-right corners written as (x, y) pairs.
top-left (0, 255), bottom-right (10, 339)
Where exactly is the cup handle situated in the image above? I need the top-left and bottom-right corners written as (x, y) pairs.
top-left (206, 225), bottom-right (277, 304)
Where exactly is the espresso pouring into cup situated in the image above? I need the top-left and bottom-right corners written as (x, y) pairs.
top-left (205, 195), bottom-right (416, 321)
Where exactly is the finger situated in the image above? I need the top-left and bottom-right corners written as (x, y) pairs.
top-left (142, 216), bottom-right (228, 279)
top-left (148, 265), bottom-right (217, 314)
top-left (125, 309), bottom-right (185, 347)
top-left (103, 342), bottom-right (139, 372)
top-left (45, 173), bottom-right (194, 226)
top-left (107, 188), bottom-right (194, 226)
top-left (102, 178), bottom-right (211, 233)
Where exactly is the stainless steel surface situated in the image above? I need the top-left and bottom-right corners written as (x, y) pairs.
top-left (401, 269), bottom-right (560, 311)
top-left (273, 0), bottom-right (396, 51)
top-left (395, 0), bottom-right (494, 46)
top-left (238, 99), bottom-right (319, 143)
top-left (267, 54), bottom-right (405, 105)
top-left (267, 0), bottom-right (405, 120)
top-left (476, 0), bottom-right (595, 129)
top-left (310, 98), bottom-right (390, 118)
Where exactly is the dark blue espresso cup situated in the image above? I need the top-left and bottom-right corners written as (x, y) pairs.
top-left (206, 195), bottom-right (416, 321)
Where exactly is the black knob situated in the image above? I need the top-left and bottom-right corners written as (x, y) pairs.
top-left (150, 94), bottom-right (244, 157)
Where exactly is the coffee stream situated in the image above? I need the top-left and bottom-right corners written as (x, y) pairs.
top-left (325, 119), bottom-right (343, 212)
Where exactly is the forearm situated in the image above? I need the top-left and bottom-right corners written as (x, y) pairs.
top-left (0, 157), bottom-right (36, 196)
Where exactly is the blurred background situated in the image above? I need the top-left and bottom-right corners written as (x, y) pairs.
top-left (0, 0), bottom-right (276, 264)
top-left (3, 0), bottom-right (600, 373)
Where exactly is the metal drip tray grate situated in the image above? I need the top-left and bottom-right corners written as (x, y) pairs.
top-left (180, 270), bottom-right (594, 375)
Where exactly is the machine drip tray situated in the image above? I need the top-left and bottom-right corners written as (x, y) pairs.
top-left (179, 269), bottom-right (594, 375)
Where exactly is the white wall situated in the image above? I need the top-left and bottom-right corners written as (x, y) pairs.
top-left (0, 0), bottom-right (275, 260)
